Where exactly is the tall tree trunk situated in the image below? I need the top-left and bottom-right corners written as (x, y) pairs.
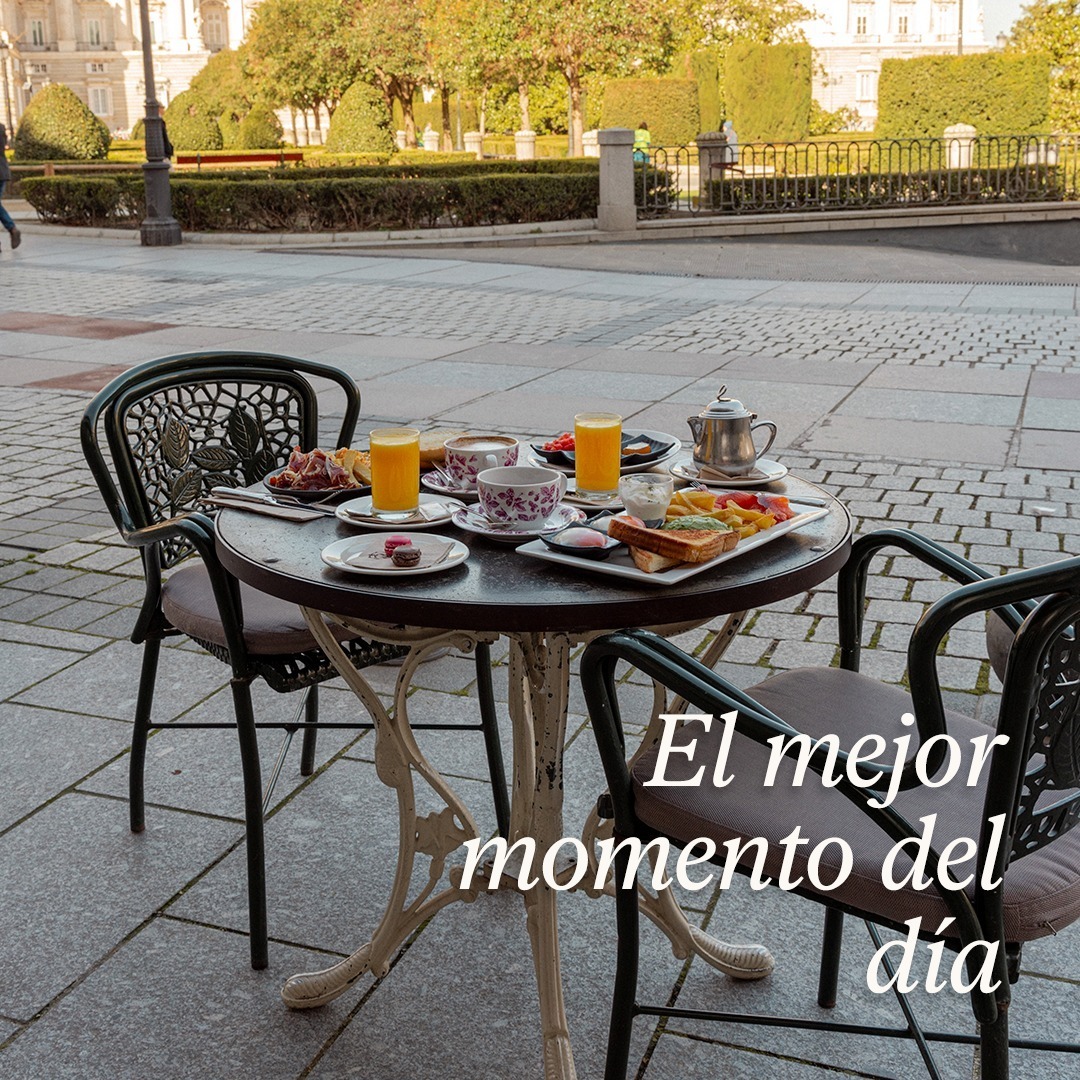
top-left (479, 86), bottom-right (487, 139)
top-left (401, 95), bottom-right (417, 148)
top-left (568, 72), bottom-right (583, 157)
top-left (518, 81), bottom-right (531, 131)
top-left (440, 83), bottom-right (453, 151)
top-left (312, 102), bottom-right (322, 138)
top-left (290, 108), bottom-right (298, 146)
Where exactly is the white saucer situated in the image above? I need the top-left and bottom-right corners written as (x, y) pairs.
top-left (322, 533), bottom-right (469, 576)
top-left (452, 504), bottom-right (585, 542)
top-left (670, 459), bottom-right (789, 488)
top-left (421, 471), bottom-right (480, 503)
top-left (335, 493), bottom-right (464, 530)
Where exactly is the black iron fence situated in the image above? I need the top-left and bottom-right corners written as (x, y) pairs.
top-left (637, 134), bottom-right (1080, 216)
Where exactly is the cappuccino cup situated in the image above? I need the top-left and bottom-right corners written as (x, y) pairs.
top-left (477, 465), bottom-right (567, 531)
top-left (444, 434), bottom-right (519, 488)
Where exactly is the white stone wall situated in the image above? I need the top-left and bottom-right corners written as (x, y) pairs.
top-left (802, 0), bottom-right (989, 128)
top-left (0, 0), bottom-right (250, 134)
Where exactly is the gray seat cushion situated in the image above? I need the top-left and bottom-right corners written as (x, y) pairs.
top-left (632, 666), bottom-right (1080, 943)
top-left (162, 562), bottom-right (358, 656)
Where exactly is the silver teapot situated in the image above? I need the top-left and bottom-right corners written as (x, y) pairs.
top-left (686, 387), bottom-right (777, 477)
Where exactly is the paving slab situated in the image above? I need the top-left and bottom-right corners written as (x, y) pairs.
top-left (0, 703), bottom-right (133, 832)
top-left (0, 792), bottom-right (240, 1018)
top-left (0, 640), bottom-right (83, 700)
top-left (836, 386), bottom-right (1022, 426)
top-left (1016, 429), bottom-right (1080, 469)
top-left (0, 918), bottom-right (349, 1080)
top-left (863, 365), bottom-right (1031, 396)
top-left (800, 416), bottom-right (1012, 466)
top-left (1023, 397), bottom-right (1080, 432)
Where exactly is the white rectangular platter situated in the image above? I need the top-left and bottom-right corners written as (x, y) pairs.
top-left (516, 505), bottom-right (830, 587)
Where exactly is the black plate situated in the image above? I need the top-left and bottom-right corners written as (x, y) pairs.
top-left (263, 470), bottom-right (369, 503)
top-left (531, 433), bottom-right (676, 468)
top-left (539, 517), bottom-right (623, 560)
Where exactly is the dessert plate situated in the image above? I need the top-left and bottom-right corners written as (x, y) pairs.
top-left (670, 458), bottom-right (788, 488)
top-left (335, 494), bottom-right (464, 529)
top-left (452, 504), bottom-right (585, 543)
top-left (517, 505), bottom-right (828, 586)
top-left (322, 533), bottom-right (469, 577)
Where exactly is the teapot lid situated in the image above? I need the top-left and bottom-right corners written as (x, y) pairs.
top-left (699, 386), bottom-right (751, 418)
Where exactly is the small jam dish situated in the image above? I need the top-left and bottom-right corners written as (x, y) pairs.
top-left (539, 523), bottom-right (622, 561)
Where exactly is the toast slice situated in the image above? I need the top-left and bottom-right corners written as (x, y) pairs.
top-left (419, 429), bottom-right (468, 464)
top-left (629, 547), bottom-right (684, 574)
top-left (607, 516), bottom-right (737, 564)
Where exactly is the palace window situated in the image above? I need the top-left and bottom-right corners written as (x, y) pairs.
top-left (201, 5), bottom-right (227, 50)
top-left (856, 14), bottom-right (868, 34)
top-left (856, 70), bottom-right (878, 101)
top-left (89, 86), bottom-right (111, 116)
top-left (30, 18), bottom-right (46, 46)
top-left (898, 15), bottom-right (909, 34)
top-left (86, 18), bottom-right (103, 46)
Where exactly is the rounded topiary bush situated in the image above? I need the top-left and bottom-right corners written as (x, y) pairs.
top-left (235, 105), bottom-right (283, 149)
top-left (13, 83), bottom-right (111, 161)
top-left (325, 83), bottom-right (394, 154)
top-left (130, 117), bottom-right (145, 141)
top-left (164, 90), bottom-right (224, 151)
top-left (217, 114), bottom-right (240, 148)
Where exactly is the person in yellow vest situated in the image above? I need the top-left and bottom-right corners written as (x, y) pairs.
top-left (633, 122), bottom-right (650, 163)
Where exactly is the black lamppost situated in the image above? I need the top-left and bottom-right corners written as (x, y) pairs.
top-left (137, 0), bottom-right (181, 245)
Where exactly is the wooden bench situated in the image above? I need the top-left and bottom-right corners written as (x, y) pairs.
top-left (175, 151), bottom-right (304, 169)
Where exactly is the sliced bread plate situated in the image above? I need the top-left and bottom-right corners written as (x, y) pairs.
top-left (516, 505), bottom-right (829, 586)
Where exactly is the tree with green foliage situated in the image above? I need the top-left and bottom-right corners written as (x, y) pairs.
top-left (725, 42), bottom-right (812, 141)
top-left (534, 0), bottom-right (675, 155)
top-left (189, 50), bottom-right (257, 125)
top-left (325, 82), bottom-right (395, 152)
top-left (13, 83), bottom-right (110, 161)
top-left (347, 0), bottom-right (428, 147)
top-left (245, 0), bottom-right (358, 139)
top-left (1009, 0), bottom-right (1080, 130)
top-left (164, 91), bottom-right (225, 151)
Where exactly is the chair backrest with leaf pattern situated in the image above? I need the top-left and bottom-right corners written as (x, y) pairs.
top-left (82, 352), bottom-right (360, 568)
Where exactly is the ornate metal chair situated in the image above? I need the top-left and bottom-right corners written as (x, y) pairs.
top-left (81, 352), bottom-right (508, 969)
top-left (580, 529), bottom-right (1080, 1079)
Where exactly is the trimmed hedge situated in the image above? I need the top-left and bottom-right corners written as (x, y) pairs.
top-left (680, 51), bottom-right (723, 136)
top-left (706, 165), bottom-right (1063, 213)
top-left (876, 54), bottom-right (1051, 139)
top-left (236, 105), bottom-right (284, 150)
top-left (601, 79), bottom-right (700, 146)
top-left (164, 91), bottom-right (224, 152)
top-left (22, 172), bottom-right (599, 231)
top-left (324, 82), bottom-right (394, 155)
top-left (725, 43), bottom-right (812, 143)
top-left (179, 159), bottom-right (599, 181)
top-left (13, 84), bottom-right (110, 161)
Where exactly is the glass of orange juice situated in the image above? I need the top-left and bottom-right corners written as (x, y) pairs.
top-left (574, 412), bottom-right (622, 499)
top-left (370, 427), bottom-right (420, 517)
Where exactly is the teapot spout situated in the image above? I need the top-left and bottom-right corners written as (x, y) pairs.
top-left (687, 415), bottom-right (704, 444)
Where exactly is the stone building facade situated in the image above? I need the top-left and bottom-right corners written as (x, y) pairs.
top-left (0, 0), bottom-right (252, 135)
top-left (802, 0), bottom-right (989, 129)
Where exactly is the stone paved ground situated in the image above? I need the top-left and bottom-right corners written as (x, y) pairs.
top-left (0, 232), bottom-right (1078, 1080)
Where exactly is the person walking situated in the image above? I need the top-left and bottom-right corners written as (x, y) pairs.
top-left (633, 121), bottom-right (651, 163)
top-left (0, 124), bottom-right (21, 250)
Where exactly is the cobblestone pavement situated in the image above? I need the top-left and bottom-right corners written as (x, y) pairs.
top-left (0, 233), bottom-right (1077, 1080)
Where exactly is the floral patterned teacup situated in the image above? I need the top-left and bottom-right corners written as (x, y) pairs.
top-left (477, 465), bottom-right (567, 531)
top-left (444, 435), bottom-right (519, 489)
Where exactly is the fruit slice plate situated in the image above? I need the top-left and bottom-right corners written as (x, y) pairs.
top-left (515, 505), bottom-right (829, 587)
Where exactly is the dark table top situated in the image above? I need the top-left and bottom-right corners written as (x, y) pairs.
top-left (215, 476), bottom-right (852, 634)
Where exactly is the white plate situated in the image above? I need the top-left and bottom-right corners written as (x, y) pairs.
top-left (670, 458), bottom-right (789, 488)
top-left (322, 533), bottom-right (469, 577)
top-left (421, 471), bottom-right (480, 503)
top-left (335, 493), bottom-right (464, 530)
top-left (452, 504), bottom-right (585, 542)
top-left (528, 430), bottom-right (682, 477)
top-left (562, 488), bottom-right (624, 510)
top-left (516, 505), bottom-right (829, 586)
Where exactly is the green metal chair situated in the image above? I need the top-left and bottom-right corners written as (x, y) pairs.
top-left (581, 529), bottom-right (1080, 1079)
top-left (81, 351), bottom-right (508, 969)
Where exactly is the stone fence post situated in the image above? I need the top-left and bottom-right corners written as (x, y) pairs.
top-left (515, 130), bottom-right (536, 160)
top-left (598, 127), bottom-right (636, 232)
top-left (395, 130), bottom-right (406, 151)
top-left (422, 127), bottom-right (440, 152)
top-left (582, 130), bottom-right (600, 157)
top-left (944, 123), bottom-right (977, 169)
top-left (464, 131), bottom-right (483, 160)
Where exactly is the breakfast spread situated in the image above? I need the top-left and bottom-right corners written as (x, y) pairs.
top-left (269, 446), bottom-right (371, 490)
top-left (608, 511), bottom-right (738, 574)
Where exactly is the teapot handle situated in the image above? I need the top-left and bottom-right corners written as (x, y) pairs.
top-left (751, 421), bottom-right (777, 461)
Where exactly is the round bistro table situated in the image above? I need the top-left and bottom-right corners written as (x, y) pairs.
top-left (216, 476), bottom-right (852, 1079)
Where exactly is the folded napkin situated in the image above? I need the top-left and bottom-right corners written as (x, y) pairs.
top-left (345, 540), bottom-right (454, 570)
top-left (697, 462), bottom-right (769, 483)
top-left (204, 496), bottom-right (326, 523)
